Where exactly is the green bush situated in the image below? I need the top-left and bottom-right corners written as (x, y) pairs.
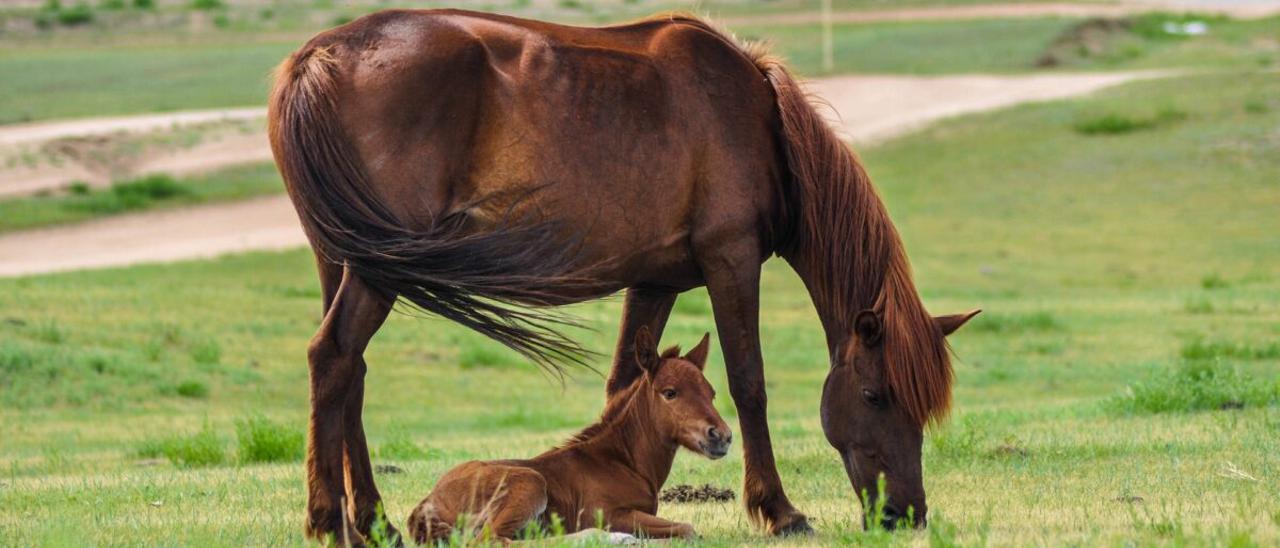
top-left (132, 0), bottom-right (153, 9)
top-left (99, 0), bottom-right (124, 10)
top-left (236, 415), bottom-right (304, 463)
top-left (55, 3), bottom-right (95, 26)
top-left (190, 0), bottom-right (222, 9)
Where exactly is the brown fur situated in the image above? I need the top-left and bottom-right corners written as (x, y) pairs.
top-left (268, 9), bottom-right (976, 540)
top-left (407, 329), bottom-right (728, 543)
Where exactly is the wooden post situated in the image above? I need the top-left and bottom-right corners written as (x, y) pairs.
top-left (821, 0), bottom-right (834, 73)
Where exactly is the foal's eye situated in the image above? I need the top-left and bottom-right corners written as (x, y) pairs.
top-left (661, 389), bottom-right (677, 400)
top-left (862, 389), bottom-right (886, 408)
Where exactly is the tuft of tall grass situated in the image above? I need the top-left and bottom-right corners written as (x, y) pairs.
top-left (235, 415), bottom-right (304, 463)
top-left (1181, 339), bottom-right (1280, 361)
top-left (1107, 361), bottom-right (1280, 415)
top-left (967, 311), bottom-right (1059, 334)
top-left (67, 175), bottom-right (191, 215)
top-left (1073, 107), bottom-right (1186, 136)
top-left (135, 423), bottom-right (226, 467)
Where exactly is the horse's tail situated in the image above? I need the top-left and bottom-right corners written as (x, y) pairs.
top-left (268, 45), bottom-right (596, 372)
top-left (406, 501), bottom-right (454, 545)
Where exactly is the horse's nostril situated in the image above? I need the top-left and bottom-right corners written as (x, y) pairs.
top-left (706, 426), bottom-right (721, 441)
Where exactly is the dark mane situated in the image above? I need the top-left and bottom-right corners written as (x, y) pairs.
top-left (738, 44), bottom-right (954, 426)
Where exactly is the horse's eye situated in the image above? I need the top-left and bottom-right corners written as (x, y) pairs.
top-left (862, 389), bottom-right (885, 408)
top-left (661, 389), bottom-right (677, 400)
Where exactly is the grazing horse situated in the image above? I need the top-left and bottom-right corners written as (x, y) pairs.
top-left (268, 8), bottom-right (979, 543)
top-left (407, 328), bottom-right (730, 543)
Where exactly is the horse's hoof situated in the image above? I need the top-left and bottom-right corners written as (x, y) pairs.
top-left (771, 513), bottom-right (815, 536)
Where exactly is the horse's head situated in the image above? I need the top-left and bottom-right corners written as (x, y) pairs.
top-left (820, 308), bottom-right (979, 529)
top-left (632, 326), bottom-right (732, 459)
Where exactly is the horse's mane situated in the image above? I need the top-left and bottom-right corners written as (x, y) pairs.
top-left (557, 345), bottom-right (682, 448)
top-left (664, 17), bottom-right (953, 426)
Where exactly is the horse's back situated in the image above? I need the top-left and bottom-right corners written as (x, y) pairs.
top-left (295, 9), bottom-right (784, 286)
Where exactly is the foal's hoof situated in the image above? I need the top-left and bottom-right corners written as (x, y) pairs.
top-left (770, 513), bottom-right (815, 537)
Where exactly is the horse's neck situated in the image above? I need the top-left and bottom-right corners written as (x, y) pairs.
top-left (583, 395), bottom-right (677, 492)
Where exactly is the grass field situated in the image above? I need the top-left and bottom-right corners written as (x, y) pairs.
top-left (0, 162), bottom-right (280, 233)
top-left (1, 69), bottom-right (1277, 545)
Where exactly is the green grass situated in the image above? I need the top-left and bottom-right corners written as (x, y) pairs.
top-left (0, 41), bottom-right (290, 123)
top-left (739, 17), bottom-right (1078, 75)
top-left (0, 163), bottom-right (282, 233)
top-left (1, 71), bottom-right (1279, 545)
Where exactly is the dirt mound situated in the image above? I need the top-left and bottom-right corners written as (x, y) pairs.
top-left (659, 484), bottom-right (735, 503)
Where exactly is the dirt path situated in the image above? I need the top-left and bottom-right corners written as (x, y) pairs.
top-left (0, 70), bottom-right (1172, 277)
top-left (718, 1), bottom-right (1280, 26)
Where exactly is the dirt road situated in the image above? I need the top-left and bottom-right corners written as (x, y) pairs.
top-left (0, 70), bottom-right (1171, 277)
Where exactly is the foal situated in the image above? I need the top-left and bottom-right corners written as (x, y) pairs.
top-left (407, 327), bottom-right (732, 543)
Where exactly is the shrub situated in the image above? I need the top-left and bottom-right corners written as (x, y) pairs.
top-left (67, 181), bottom-right (91, 195)
top-left (190, 0), bottom-right (223, 10)
top-left (1107, 361), bottom-right (1280, 414)
top-left (99, 0), bottom-right (124, 9)
top-left (132, 0), bottom-right (153, 9)
top-left (236, 415), bottom-right (304, 463)
top-left (55, 3), bottom-right (95, 26)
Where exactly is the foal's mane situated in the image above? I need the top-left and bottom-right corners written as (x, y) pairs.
top-left (558, 346), bottom-right (683, 448)
top-left (671, 17), bottom-right (954, 426)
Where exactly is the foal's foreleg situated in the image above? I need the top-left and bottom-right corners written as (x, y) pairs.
top-left (701, 245), bottom-right (812, 536)
top-left (305, 269), bottom-right (392, 544)
top-left (605, 288), bottom-right (676, 396)
top-left (608, 509), bottom-right (695, 539)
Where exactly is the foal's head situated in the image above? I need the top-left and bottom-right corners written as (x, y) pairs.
top-left (631, 327), bottom-right (731, 459)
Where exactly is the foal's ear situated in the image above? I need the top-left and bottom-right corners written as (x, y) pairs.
top-left (634, 326), bottom-right (659, 375)
top-left (935, 309), bottom-right (981, 336)
top-left (684, 333), bottom-right (712, 371)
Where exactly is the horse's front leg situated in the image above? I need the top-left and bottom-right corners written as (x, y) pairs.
top-left (701, 244), bottom-right (813, 536)
top-left (604, 288), bottom-right (677, 396)
top-left (305, 268), bottom-right (392, 545)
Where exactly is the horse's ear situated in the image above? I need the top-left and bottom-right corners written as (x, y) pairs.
top-left (634, 326), bottom-right (659, 375)
top-left (935, 309), bottom-right (981, 336)
top-left (854, 309), bottom-right (882, 346)
top-left (684, 333), bottom-right (712, 371)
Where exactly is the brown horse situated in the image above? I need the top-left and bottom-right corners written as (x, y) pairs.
top-left (406, 327), bottom-right (729, 543)
top-left (269, 8), bottom-right (979, 543)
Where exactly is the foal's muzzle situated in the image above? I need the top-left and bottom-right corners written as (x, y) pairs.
top-left (700, 425), bottom-right (732, 459)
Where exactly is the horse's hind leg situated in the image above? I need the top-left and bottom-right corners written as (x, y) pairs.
top-left (480, 467), bottom-right (548, 540)
top-left (605, 288), bottom-right (677, 396)
top-left (305, 267), bottom-right (393, 544)
top-left (343, 358), bottom-right (399, 540)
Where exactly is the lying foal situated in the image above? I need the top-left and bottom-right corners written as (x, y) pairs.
top-left (408, 327), bottom-right (732, 543)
